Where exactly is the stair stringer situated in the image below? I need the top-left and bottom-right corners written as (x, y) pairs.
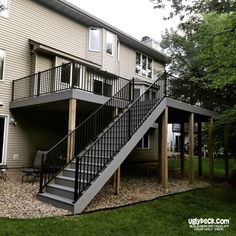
top-left (73, 98), bottom-right (167, 214)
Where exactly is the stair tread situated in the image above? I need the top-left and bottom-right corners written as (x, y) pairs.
top-left (38, 192), bottom-right (73, 205)
top-left (56, 175), bottom-right (89, 183)
top-left (47, 183), bottom-right (74, 192)
top-left (64, 168), bottom-right (96, 175)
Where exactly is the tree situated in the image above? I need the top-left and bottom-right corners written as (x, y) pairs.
top-left (152, 0), bottom-right (236, 153)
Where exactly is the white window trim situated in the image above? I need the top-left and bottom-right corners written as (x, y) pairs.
top-left (0, 0), bottom-right (10, 18)
top-left (117, 40), bottom-right (120, 62)
top-left (0, 114), bottom-right (9, 165)
top-left (135, 51), bottom-right (153, 79)
top-left (89, 27), bottom-right (101, 52)
top-left (136, 132), bottom-right (150, 149)
top-left (0, 48), bottom-right (6, 82)
top-left (106, 31), bottom-right (115, 57)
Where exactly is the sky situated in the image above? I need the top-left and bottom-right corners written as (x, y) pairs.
top-left (67, 0), bottom-right (177, 42)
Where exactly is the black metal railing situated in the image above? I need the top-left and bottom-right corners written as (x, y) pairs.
top-left (39, 78), bottom-right (134, 192)
top-left (38, 69), bottom-right (223, 203)
top-left (73, 73), bottom-right (166, 202)
top-left (12, 62), bottom-right (129, 101)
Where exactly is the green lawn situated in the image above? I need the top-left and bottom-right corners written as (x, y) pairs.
top-left (0, 186), bottom-right (235, 236)
top-left (168, 156), bottom-right (236, 178)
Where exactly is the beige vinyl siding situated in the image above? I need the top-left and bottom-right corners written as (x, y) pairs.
top-left (7, 111), bottom-right (66, 167)
top-left (37, 52), bottom-right (53, 72)
top-left (10, 1), bottom-right (87, 59)
top-left (127, 128), bottom-right (159, 162)
top-left (0, 0), bottom-right (166, 167)
top-left (119, 43), bottom-right (165, 81)
top-left (0, 0), bottom-right (87, 167)
top-left (119, 44), bottom-right (135, 80)
top-left (102, 30), bottom-right (118, 74)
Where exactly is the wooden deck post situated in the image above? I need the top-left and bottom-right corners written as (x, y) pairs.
top-left (67, 98), bottom-right (77, 162)
top-left (208, 118), bottom-right (214, 180)
top-left (180, 122), bottom-right (185, 178)
top-left (189, 113), bottom-right (194, 184)
top-left (224, 123), bottom-right (229, 179)
top-left (161, 107), bottom-right (168, 190)
top-left (112, 107), bottom-right (121, 194)
top-left (114, 167), bottom-right (121, 194)
top-left (198, 122), bottom-right (202, 177)
top-left (158, 121), bottom-right (162, 181)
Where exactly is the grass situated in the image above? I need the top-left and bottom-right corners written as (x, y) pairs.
top-left (168, 156), bottom-right (236, 178)
top-left (0, 186), bottom-right (235, 236)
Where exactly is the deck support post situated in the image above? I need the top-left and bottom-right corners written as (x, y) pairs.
top-left (224, 124), bottom-right (229, 179)
top-left (161, 107), bottom-right (168, 191)
top-left (158, 121), bottom-right (162, 181)
top-left (208, 118), bottom-right (214, 181)
top-left (112, 107), bottom-right (120, 194)
top-left (114, 167), bottom-right (121, 195)
top-left (189, 113), bottom-right (194, 184)
top-left (67, 98), bottom-right (77, 162)
top-left (180, 122), bottom-right (185, 178)
top-left (198, 122), bottom-right (202, 177)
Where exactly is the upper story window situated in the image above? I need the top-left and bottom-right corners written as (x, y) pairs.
top-left (0, 0), bottom-right (9, 18)
top-left (0, 49), bottom-right (6, 81)
top-left (106, 31), bottom-right (115, 55)
top-left (136, 52), bottom-right (153, 79)
top-left (89, 27), bottom-right (101, 51)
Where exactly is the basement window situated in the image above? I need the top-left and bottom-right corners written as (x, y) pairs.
top-left (137, 131), bottom-right (150, 149)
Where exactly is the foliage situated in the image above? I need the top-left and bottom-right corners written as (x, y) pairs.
top-left (152, 1), bottom-right (236, 152)
top-left (150, 0), bottom-right (236, 20)
top-left (0, 4), bottom-right (6, 12)
top-left (0, 186), bottom-right (235, 235)
top-left (163, 14), bottom-right (236, 123)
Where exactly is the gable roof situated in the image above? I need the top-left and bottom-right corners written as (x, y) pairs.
top-left (33, 0), bottom-right (171, 64)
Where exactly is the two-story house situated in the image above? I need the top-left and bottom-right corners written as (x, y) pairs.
top-left (0, 0), bottom-right (217, 214)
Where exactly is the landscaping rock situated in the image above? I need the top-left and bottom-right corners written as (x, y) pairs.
top-left (0, 169), bottom-right (210, 218)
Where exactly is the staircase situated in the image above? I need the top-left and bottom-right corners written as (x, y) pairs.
top-left (38, 72), bottom-right (168, 214)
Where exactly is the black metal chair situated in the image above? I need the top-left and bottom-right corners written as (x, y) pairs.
top-left (0, 164), bottom-right (7, 181)
top-left (21, 150), bottom-right (47, 184)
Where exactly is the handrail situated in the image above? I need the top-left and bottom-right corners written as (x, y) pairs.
top-left (12, 61), bottom-right (129, 101)
top-left (39, 77), bottom-right (134, 193)
top-left (73, 72), bottom-right (166, 202)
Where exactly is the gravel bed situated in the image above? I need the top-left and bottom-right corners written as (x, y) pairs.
top-left (0, 168), bottom-right (210, 219)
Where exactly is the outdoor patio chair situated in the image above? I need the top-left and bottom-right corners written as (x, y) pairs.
top-left (21, 150), bottom-right (47, 184)
top-left (0, 164), bottom-right (7, 181)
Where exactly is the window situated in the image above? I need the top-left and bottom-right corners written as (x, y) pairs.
top-left (137, 131), bottom-right (150, 149)
top-left (135, 52), bottom-right (153, 79)
top-left (106, 31), bottom-right (114, 55)
top-left (0, 0), bottom-right (9, 18)
top-left (134, 88), bottom-right (140, 100)
top-left (89, 28), bottom-right (101, 51)
top-left (94, 79), bottom-right (112, 97)
top-left (61, 63), bottom-right (71, 84)
top-left (0, 49), bottom-right (6, 81)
